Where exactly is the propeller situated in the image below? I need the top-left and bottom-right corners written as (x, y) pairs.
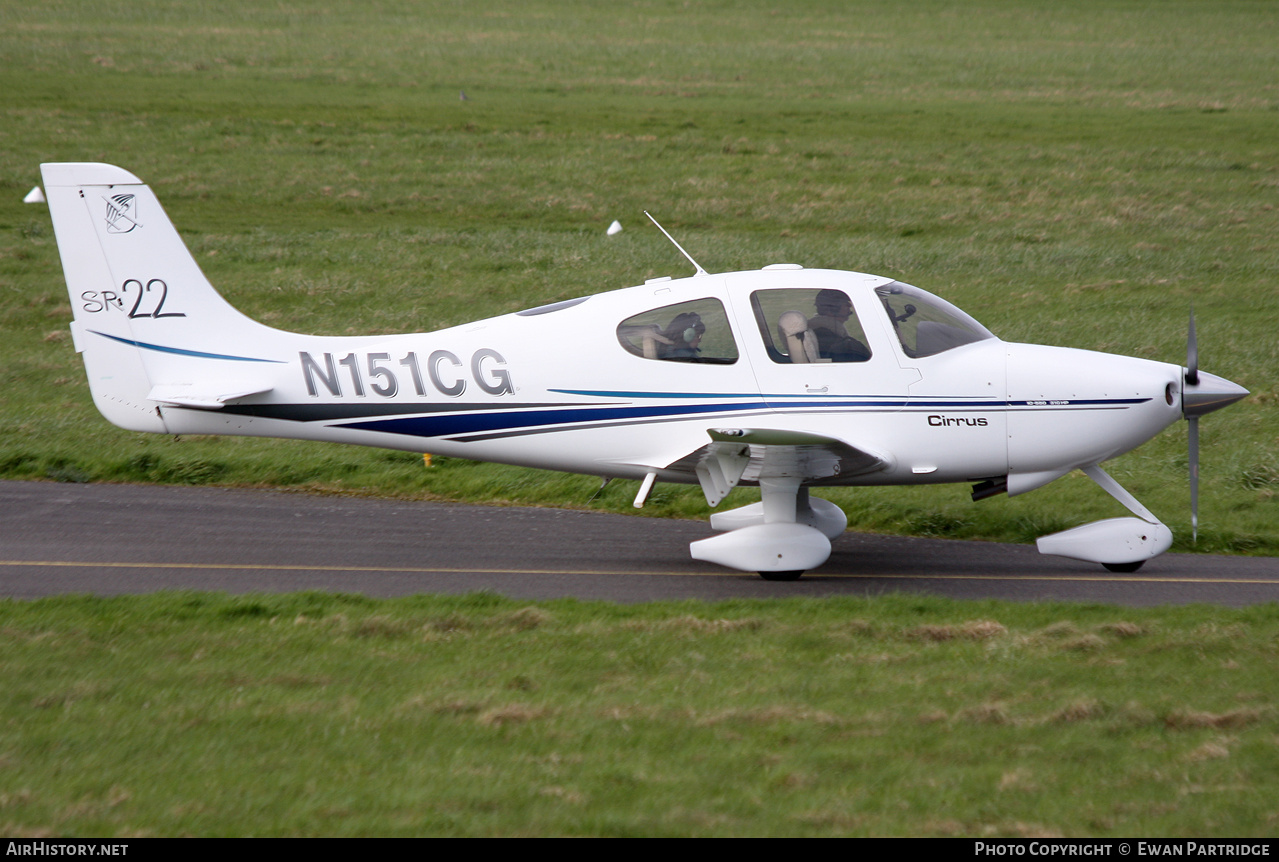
top-left (1186, 309), bottom-right (1199, 387)
top-left (1187, 310), bottom-right (1199, 541)
top-left (1181, 309), bottom-right (1249, 542)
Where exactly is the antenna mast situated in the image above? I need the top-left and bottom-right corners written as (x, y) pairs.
top-left (644, 211), bottom-right (708, 277)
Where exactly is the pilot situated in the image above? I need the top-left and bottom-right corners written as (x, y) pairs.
top-left (658, 312), bottom-right (706, 361)
top-left (808, 289), bottom-right (870, 362)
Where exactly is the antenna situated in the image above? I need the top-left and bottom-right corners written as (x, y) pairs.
top-left (644, 211), bottom-right (708, 277)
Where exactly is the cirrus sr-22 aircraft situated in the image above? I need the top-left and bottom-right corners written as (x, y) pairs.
top-left (40, 162), bottom-right (1248, 579)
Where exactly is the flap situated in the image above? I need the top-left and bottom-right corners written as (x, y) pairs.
top-left (598, 426), bottom-right (891, 505)
top-left (654, 427), bottom-right (891, 505)
top-left (703, 427), bottom-right (891, 482)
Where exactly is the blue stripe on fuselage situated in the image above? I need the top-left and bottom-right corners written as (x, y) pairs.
top-left (329, 394), bottom-right (1149, 442)
top-left (90, 330), bottom-right (286, 364)
top-left (336, 401), bottom-right (769, 439)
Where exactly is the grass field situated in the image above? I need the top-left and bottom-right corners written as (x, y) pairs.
top-left (2, 591), bottom-right (1278, 837)
top-left (1, 0), bottom-right (1278, 837)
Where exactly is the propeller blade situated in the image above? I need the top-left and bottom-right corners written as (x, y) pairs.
top-left (1189, 415), bottom-right (1199, 543)
top-left (1186, 308), bottom-right (1199, 386)
top-left (1180, 308), bottom-right (1248, 544)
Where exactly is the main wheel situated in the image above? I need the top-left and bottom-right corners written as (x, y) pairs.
top-left (759, 570), bottom-right (804, 581)
top-left (1102, 561), bottom-right (1145, 573)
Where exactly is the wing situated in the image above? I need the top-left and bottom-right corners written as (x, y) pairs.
top-left (667, 427), bottom-right (892, 506)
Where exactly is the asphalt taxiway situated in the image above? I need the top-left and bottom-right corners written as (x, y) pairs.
top-left (2, 481), bottom-right (1276, 606)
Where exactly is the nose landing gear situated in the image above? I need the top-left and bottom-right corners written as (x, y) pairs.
top-left (1035, 465), bottom-right (1172, 572)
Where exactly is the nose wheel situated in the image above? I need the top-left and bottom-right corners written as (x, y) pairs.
top-left (759, 570), bottom-right (805, 582)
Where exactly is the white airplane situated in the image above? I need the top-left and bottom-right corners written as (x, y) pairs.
top-left (40, 162), bottom-right (1248, 579)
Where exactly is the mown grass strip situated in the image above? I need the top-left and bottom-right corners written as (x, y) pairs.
top-left (2, 591), bottom-right (1278, 837)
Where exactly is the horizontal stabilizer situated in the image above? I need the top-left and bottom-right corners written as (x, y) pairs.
top-left (147, 383), bottom-right (273, 410)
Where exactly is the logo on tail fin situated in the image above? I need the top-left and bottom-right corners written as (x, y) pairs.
top-left (104, 193), bottom-right (140, 233)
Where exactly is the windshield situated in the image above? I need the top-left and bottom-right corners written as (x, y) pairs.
top-left (875, 281), bottom-right (994, 358)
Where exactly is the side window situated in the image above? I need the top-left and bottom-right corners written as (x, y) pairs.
top-left (750, 288), bottom-right (872, 364)
top-left (616, 298), bottom-right (738, 364)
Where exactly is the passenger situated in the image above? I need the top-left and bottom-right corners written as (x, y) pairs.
top-left (658, 312), bottom-right (706, 361)
top-left (807, 289), bottom-right (870, 362)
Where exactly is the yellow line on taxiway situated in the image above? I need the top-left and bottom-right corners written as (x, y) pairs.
top-left (2, 560), bottom-right (1276, 586)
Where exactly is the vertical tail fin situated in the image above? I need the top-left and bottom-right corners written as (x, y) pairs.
top-left (41, 163), bottom-right (281, 431)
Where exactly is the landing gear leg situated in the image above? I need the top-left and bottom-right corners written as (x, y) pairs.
top-left (690, 478), bottom-right (834, 578)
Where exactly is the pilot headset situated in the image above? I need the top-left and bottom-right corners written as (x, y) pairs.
top-left (667, 312), bottom-right (705, 343)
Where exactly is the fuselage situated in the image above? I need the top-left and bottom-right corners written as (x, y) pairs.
top-left (154, 266), bottom-right (1184, 492)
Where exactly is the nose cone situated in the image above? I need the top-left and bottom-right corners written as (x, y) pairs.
top-left (1006, 343), bottom-right (1185, 474)
top-left (1183, 371), bottom-right (1249, 418)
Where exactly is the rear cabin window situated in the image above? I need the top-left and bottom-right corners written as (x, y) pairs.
top-left (750, 288), bottom-right (872, 364)
top-left (616, 298), bottom-right (738, 364)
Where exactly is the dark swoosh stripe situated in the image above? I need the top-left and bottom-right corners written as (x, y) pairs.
top-left (218, 401), bottom-right (586, 422)
top-left (338, 401), bottom-right (769, 439)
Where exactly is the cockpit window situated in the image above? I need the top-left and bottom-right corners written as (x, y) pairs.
top-left (616, 297), bottom-right (738, 364)
top-left (875, 281), bottom-right (994, 358)
top-left (750, 288), bottom-right (872, 364)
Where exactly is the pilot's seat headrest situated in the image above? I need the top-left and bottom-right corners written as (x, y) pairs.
top-left (777, 311), bottom-right (819, 363)
top-left (778, 311), bottom-right (807, 337)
